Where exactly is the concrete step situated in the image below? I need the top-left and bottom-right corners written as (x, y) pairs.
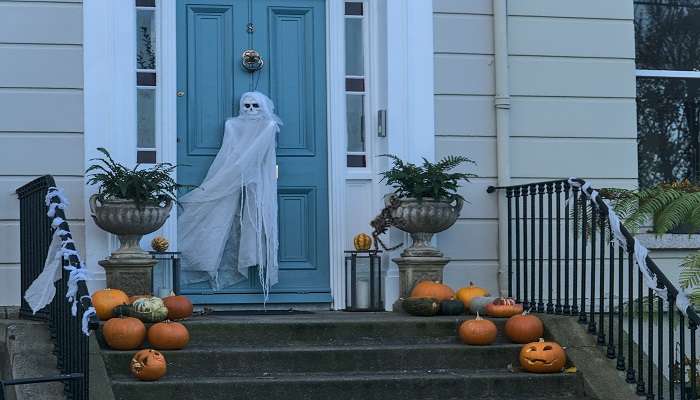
top-left (102, 343), bottom-right (524, 378)
top-left (98, 314), bottom-right (511, 348)
top-left (110, 369), bottom-right (585, 400)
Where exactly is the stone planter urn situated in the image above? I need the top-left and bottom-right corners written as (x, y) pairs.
top-left (90, 195), bottom-right (172, 295)
top-left (391, 197), bottom-right (463, 258)
top-left (390, 197), bottom-right (462, 304)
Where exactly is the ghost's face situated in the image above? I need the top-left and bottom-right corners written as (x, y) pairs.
top-left (241, 95), bottom-right (261, 117)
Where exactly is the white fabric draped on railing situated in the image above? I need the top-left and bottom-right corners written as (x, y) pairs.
top-left (566, 177), bottom-right (691, 317)
top-left (23, 187), bottom-right (95, 335)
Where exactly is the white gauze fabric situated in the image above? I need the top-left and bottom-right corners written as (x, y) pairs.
top-left (24, 229), bottom-right (63, 314)
top-left (178, 92), bottom-right (281, 300)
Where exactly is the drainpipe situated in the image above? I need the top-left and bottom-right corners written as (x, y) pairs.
top-left (493, 0), bottom-right (511, 296)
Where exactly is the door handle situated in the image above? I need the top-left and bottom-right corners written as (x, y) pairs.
top-left (276, 165), bottom-right (279, 180)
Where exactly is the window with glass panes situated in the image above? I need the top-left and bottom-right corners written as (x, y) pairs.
top-left (136, 0), bottom-right (157, 164)
top-left (345, 1), bottom-right (368, 168)
top-left (635, 1), bottom-right (700, 188)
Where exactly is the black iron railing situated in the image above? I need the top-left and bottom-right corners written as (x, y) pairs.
top-left (13, 175), bottom-right (97, 400)
top-left (489, 178), bottom-right (700, 400)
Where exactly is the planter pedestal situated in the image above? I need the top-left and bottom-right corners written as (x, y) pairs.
top-left (392, 256), bottom-right (450, 311)
top-left (98, 256), bottom-right (156, 296)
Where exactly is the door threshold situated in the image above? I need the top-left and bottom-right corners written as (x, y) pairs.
top-left (202, 309), bottom-right (315, 316)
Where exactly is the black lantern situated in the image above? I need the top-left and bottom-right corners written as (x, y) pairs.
top-left (344, 250), bottom-right (383, 311)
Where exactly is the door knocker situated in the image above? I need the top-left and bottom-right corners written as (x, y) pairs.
top-left (241, 49), bottom-right (264, 72)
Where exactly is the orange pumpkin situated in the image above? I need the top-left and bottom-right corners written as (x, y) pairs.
top-left (130, 349), bottom-right (167, 381)
top-left (92, 288), bottom-right (129, 320)
top-left (485, 297), bottom-right (523, 318)
top-left (519, 338), bottom-right (566, 373)
top-left (102, 316), bottom-right (146, 350)
top-left (410, 281), bottom-right (455, 302)
top-left (147, 321), bottom-right (190, 350)
top-left (162, 295), bottom-right (193, 320)
top-left (455, 282), bottom-right (489, 308)
top-left (458, 313), bottom-right (497, 345)
top-left (505, 311), bottom-right (544, 344)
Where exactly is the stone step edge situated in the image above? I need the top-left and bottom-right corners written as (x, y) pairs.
top-left (110, 369), bottom-right (578, 384)
top-left (100, 342), bottom-right (525, 355)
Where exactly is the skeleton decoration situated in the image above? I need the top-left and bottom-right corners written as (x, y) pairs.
top-left (370, 194), bottom-right (404, 251)
top-left (178, 92), bottom-right (282, 301)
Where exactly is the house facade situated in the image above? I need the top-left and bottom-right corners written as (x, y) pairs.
top-left (3, 0), bottom-right (690, 309)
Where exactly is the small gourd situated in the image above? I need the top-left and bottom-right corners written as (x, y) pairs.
top-left (115, 297), bottom-right (169, 323)
top-left (439, 299), bottom-right (465, 315)
top-left (402, 297), bottom-right (440, 316)
top-left (485, 297), bottom-right (523, 318)
top-left (353, 233), bottom-right (373, 251)
top-left (151, 236), bottom-right (170, 252)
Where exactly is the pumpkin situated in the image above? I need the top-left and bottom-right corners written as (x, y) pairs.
top-left (92, 288), bottom-right (129, 320)
top-left (455, 282), bottom-right (489, 308)
top-left (469, 296), bottom-right (499, 315)
top-left (353, 233), bottom-right (372, 251)
top-left (148, 320), bottom-right (190, 350)
top-left (485, 297), bottom-right (523, 318)
top-left (402, 297), bottom-right (440, 316)
top-left (102, 316), bottom-right (146, 350)
top-left (128, 297), bottom-right (169, 323)
top-left (519, 338), bottom-right (566, 373)
top-left (130, 349), bottom-right (167, 381)
top-left (505, 311), bottom-right (544, 344)
top-left (162, 294), bottom-right (193, 320)
top-left (458, 313), bottom-right (497, 345)
top-left (439, 299), bottom-right (465, 315)
top-left (410, 281), bottom-right (455, 302)
top-left (151, 236), bottom-right (170, 252)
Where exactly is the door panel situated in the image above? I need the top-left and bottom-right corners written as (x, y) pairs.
top-left (177, 0), bottom-right (248, 189)
top-left (177, 0), bottom-right (329, 303)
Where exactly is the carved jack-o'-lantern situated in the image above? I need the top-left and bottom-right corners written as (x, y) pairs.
top-left (519, 338), bottom-right (566, 373)
top-left (130, 349), bottom-right (167, 381)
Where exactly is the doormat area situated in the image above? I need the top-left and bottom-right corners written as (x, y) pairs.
top-left (205, 309), bottom-right (314, 316)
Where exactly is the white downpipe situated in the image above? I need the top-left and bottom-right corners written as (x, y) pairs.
top-left (493, 0), bottom-right (511, 296)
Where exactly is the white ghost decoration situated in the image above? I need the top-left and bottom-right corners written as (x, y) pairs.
top-left (178, 92), bottom-right (282, 302)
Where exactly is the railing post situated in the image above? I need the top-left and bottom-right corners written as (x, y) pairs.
top-left (555, 181), bottom-right (563, 314)
top-left (522, 186), bottom-right (529, 310)
top-left (597, 205), bottom-right (605, 344)
top-left (546, 182), bottom-right (554, 314)
top-left (668, 294), bottom-right (676, 400)
top-left (588, 200), bottom-right (597, 333)
top-left (627, 245), bottom-right (636, 384)
top-left (691, 321), bottom-right (697, 400)
top-left (506, 188), bottom-right (513, 298)
top-left (514, 189), bottom-right (521, 303)
top-left (579, 191), bottom-right (587, 324)
top-left (530, 184), bottom-right (536, 311)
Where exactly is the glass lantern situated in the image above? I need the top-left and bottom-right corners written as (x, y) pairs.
top-left (344, 250), bottom-right (383, 311)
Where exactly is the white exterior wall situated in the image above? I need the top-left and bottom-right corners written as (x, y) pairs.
top-left (0, 0), bottom-right (84, 306)
top-left (433, 0), bottom-right (638, 295)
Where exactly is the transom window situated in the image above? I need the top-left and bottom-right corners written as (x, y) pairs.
top-left (635, 0), bottom-right (700, 187)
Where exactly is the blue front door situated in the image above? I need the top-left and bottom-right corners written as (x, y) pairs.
top-left (176, 0), bottom-right (330, 304)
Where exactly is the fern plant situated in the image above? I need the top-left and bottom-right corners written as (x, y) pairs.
top-left (602, 180), bottom-right (700, 306)
top-left (86, 147), bottom-right (182, 209)
top-left (379, 154), bottom-right (476, 203)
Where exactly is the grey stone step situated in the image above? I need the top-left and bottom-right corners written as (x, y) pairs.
top-left (102, 343), bottom-right (524, 378)
top-left (99, 314), bottom-right (511, 348)
top-left (110, 369), bottom-right (585, 400)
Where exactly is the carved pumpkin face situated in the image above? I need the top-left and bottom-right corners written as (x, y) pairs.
top-left (519, 338), bottom-right (566, 373)
top-left (130, 349), bottom-right (167, 381)
top-left (485, 297), bottom-right (523, 318)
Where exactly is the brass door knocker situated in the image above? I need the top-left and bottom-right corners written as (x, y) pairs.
top-left (241, 49), bottom-right (264, 72)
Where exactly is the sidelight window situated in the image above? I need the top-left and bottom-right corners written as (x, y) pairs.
top-left (136, 0), bottom-right (158, 163)
top-left (345, 1), bottom-right (369, 168)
